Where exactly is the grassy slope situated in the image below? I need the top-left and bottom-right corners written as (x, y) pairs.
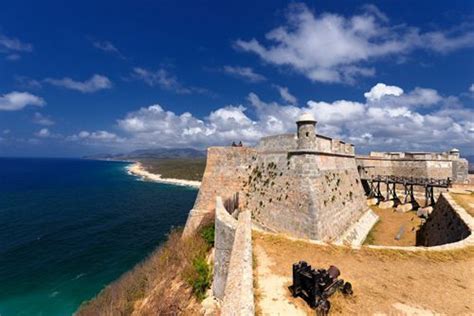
top-left (76, 226), bottom-right (213, 316)
top-left (138, 158), bottom-right (206, 181)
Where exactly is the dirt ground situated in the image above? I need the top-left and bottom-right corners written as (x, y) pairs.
top-left (450, 192), bottom-right (474, 216)
top-left (366, 206), bottom-right (422, 246)
top-left (253, 232), bottom-right (474, 316)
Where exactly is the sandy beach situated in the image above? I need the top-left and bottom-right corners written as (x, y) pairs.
top-left (126, 162), bottom-right (201, 188)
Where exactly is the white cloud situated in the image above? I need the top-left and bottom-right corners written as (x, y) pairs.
top-left (222, 65), bottom-right (266, 82)
top-left (470, 84), bottom-right (474, 92)
top-left (0, 32), bottom-right (33, 60)
top-left (33, 112), bottom-right (55, 126)
top-left (132, 67), bottom-right (202, 94)
top-left (274, 85), bottom-right (297, 104)
top-left (68, 130), bottom-right (124, 144)
top-left (106, 82), bottom-right (473, 154)
top-left (365, 83), bottom-right (442, 108)
top-left (45, 74), bottom-right (112, 93)
top-left (0, 33), bottom-right (32, 52)
top-left (234, 4), bottom-right (474, 84)
top-left (0, 91), bottom-right (45, 111)
top-left (35, 128), bottom-right (51, 138)
top-left (93, 40), bottom-right (125, 59)
top-left (364, 83), bottom-right (403, 101)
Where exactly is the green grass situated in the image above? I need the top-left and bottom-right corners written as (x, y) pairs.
top-left (200, 224), bottom-right (215, 247)
top-left (139, 158), bottom-right (206, 181)
top-left (186, 255), bottom-right (212, 301)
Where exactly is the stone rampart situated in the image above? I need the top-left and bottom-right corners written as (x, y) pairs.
top-left (245, 150), bottom-right (369, 241)
top-left (356, 152), bottom-right (469, 184)
top-left (221, 210), bottom-right (254, 315)
top-left (416, 193), bottom-right (472, 246)
top-left (213, 197), bottom-right (237, 299)
top-left (183, 147), bottom-right (255, 236)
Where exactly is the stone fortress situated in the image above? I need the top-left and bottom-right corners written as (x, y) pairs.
top-left (182, 114), bottom-right (471, 312)
top-left (184, 114), bottom-right (470, 245)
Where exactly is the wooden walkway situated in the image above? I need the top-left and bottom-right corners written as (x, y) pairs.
top-left (361, 175), bottom-right (451, 207)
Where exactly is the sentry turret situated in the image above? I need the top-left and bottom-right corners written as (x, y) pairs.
top-left (296, 113), bottom-right (317, 150)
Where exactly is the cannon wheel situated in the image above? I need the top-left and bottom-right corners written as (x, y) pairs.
top-left (315, 300), bottom-right (330, 316)
top-left (341, 282), bottom-right (353, 295)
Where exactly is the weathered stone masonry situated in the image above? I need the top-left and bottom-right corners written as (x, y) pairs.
top-left (356, 150), bottom-right (469, 184)
top-left (184, 114), bottom-right (376, 244)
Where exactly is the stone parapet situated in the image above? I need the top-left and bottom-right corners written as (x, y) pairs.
top-left (221, 210), bottom-right (254, 316)
top-left (213, 197), bottom-right (238, 299)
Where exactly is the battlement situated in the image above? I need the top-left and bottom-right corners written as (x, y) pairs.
top-left (257, 133), bottom-right (355, 156)
top-left (365, 149), bottom-right (461, 161)
top-left (356, 149), bottom-right (469, 184)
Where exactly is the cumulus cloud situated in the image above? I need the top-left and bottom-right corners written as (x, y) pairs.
top-left (365, 83), bottom-right (442, 108)
top-left (470, 84), bottom-right (474, 93)
top-left (222, 65), bottom-right (266, 82)
top-left (234, 4), bottom-right (474, 83)
top-left (107, 82), bottom-right (473, 154)
top-left (68, 130), bottom-right (124, 144)
top-left (0, 91), bottom-right (45, 111)
top-left (33, 112), bottom-right (55, 126)
top-left (364, 83), bottom-right (403, 101)
top-left (45, 74), bottom-right (112, 93)
top-left (35, 128), bottom-right (51, 138)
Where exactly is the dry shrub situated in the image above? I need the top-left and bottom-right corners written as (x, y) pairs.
top-left (76, 227), bottom-right (212, 316)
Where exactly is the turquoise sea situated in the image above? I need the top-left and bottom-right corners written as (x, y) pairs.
top-left (0, 158), bottom-right (198, 316)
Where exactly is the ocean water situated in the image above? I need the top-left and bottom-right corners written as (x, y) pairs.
top-left (0, 158), bottom-right (198, 316)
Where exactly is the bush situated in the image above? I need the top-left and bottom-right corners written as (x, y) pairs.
top-left (187, 255), bottom-right (212, 301)
top-left (200, 224), bottom-right (215, 247)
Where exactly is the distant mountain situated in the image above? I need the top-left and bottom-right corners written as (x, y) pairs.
top-left (84, 148), bottom-right (206, 160)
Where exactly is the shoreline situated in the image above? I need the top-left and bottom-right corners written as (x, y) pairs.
top-left (126, 162), bottom-right (201, 188)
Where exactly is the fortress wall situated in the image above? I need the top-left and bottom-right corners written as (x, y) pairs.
top-left (311, 155), bottom-right (368, 240)
top-left (243, 152), bottom-right (317, 239)
top-left (452, 159), bottom-right (469, 183)
top-left (356, 155), bottom-right (469, 183)
top-left (183, 147), bottom-right (255, 236)
top-left (245, 151), bottom-right (369, 241)
top-left (316, 136), bottom-right (355, 155)
top-left (256, 134), bottom-right (297, 152)
top-left (356, 156), bottom-right (455, 179)
top-left (192, 147), bottom-right (255, 212)
top-left (416, 193), bottom-right (472, 246)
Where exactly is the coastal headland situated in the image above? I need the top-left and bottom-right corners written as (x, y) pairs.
top-left (126, 161), bottom-right (201, 188)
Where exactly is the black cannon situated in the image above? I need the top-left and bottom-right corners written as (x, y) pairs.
top-left (288, 261), bottom-right (353, 315)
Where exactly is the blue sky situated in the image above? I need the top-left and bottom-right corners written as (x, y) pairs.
top-left (0, 0), bottom-right (473, 157)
